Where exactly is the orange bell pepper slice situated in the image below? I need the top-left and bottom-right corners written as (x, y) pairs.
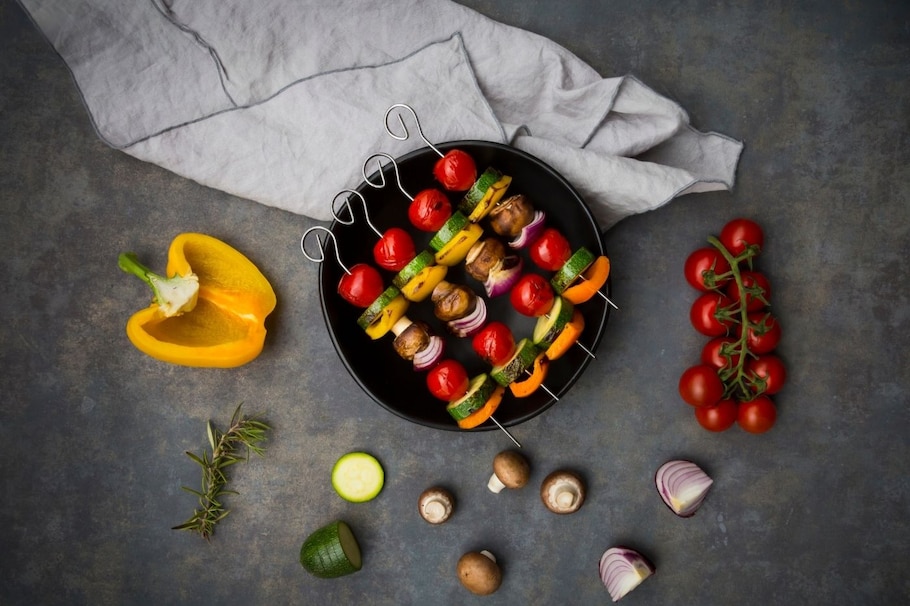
top-left (119, 233), bottom-right (276, 368)
top-left (457, 386), bottom-right (506, 429)
top-left (562, 255), bottom-right (611, 305)
top-left (509, 352), bottom-right (551, 398)
top-left (544, 309), bottom-right (586, 361)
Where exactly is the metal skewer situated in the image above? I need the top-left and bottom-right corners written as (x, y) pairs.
top-left (488, 416), bottom-right (522, 448)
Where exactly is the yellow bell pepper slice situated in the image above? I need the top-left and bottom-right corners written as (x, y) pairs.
top-left (119, 233), bottom-right (276, 368)
top-left (562, 255), bottom-right (611, 305)
top-left (401, 264), bottom-right (448, 302)
top-left (467, 175), bottom-right (512, 222)
top-left (364, 294), bottom-right (410, 340)
top-left (434, 223), bottom-right (483, 267)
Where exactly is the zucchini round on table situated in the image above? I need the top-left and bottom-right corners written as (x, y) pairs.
top-left (300, 520), bottom-right (363, 578)
top-left (332, 452), bottom-right (385, 503)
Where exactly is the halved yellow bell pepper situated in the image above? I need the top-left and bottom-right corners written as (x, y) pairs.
top-left (364, 294), bottom-right (410, 340)
top-left (434, 223), bottom-right (483, 267)
top-left (401, 264), bottom-right (448, 302)
top-left (119, 233), bottom-right (276, 368)
top-left (467, 175), bottom-right (512, 222)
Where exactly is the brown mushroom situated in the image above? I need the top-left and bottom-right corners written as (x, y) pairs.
top-left (392, 321), bottom-right (431, 360)
top-left (540, 470), bottom-right (586, 514)
top-left (465, 238), bottom-right (507, 282)
top-left (488, 194), bottom-right (535, 238)
top-left (418, 487), bottom-right (455, 524)
top-left (457, 550), bottom-right (502, 595)
top-left (487, 450), bottom-right (530, 493)
top-left (431, 280), bottom-right (477, 322)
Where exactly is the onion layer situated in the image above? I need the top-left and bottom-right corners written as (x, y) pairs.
top-left (412, 336), bottom-right (444, 371)
top-left (484, 255), bottom-right (524, 297)
top-left (655, 459), bottom-right (713, 517)
top-left (509, 210), bottom-right (547, 248)
top-left (448, 298), bottom-right (487, 337)
top-left (599, 547), bottom-right (654, 602)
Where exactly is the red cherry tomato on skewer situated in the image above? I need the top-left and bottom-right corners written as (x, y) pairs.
top-left (408, 189), bottom-right (452, 231)
top-left (510, 273), bottom-right (555, 317)
top-left (472, 322), bottom-right (516, 366)
top-left (529, 228), bottom-right (572, 271)
top-left (372, 227), bottom-right (417, 272)
top-left (433, 149), bottom-right (477, 191)
top-left (337, 263), bottom-right (385, 307)
top-left (426, 359), bottom-right (470, 401)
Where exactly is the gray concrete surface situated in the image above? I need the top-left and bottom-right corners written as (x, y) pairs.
top-left (2, 1), bottom-right (908, 604)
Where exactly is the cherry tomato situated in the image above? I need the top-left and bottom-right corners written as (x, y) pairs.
top-left (433, 149), bottom-right (477, 191)
top-left (701, 337), bottom-right (742, 371)
top-left (695, 399), bottom-right (738, 432)
top-left (740, 312), bottom-right (781, 355)
top-left (678, 365), bottom-right (725, 407)
top-left (408, 189), bottom-right (452, 231)
top-left (690, 292), bottom-right (735, 337)
top-left (510, 273), bottom-right (555, 317)
top-left (746, 354), bottom-right (787, 395)
top-left (529, 228), bottom-right (572, 271)
top-left (472, 322), bottom-right (516, 366)
top-left (719, 218), bottom-right (764, 258)
top-left (737, 396), bottom-right (777, 434)
top-left (337, 263), bottom-right (384, 307)
top-left (426, 359), bottom-right (470, 401)
top-left (727, 271), bottom-right (771, 312)
top-left (684, 247), bottom-right (732, 291)
top-left (372, 227), bottom-right (416, 271)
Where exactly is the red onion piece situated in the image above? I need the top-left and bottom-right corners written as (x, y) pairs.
top-left (484, 255), bottom-right (524, 297)
top-left (508, 211), bottom-right (547, 248)
top-left (598, 547), bottom-right (655, 602)
top-left (412, 336), bottom-right (444, 371)
top-left (655, 460), bottom-right (713, 517)
top-left (448, 297), bottom-right (487, 337)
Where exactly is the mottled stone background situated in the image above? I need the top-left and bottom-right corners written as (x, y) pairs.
top-left (1, 1), bottom-right (907, 604)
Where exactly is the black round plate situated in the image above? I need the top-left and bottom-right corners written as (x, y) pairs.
top-left (318, 141), bottom-right (610, 430)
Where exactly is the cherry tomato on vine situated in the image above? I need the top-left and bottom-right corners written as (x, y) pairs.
top-left (433, 149), bottom-right (477, 191)
top-left (737, 396), bottom-right (777, 434)
top-left (719, 218), bottom-right (764, 258)
top-left (678, 364), bottom-right (725, 407)
top-left (529, 228), bottom-right (572, 271)
top-left (740, 312), bottom-right (781, 354)
top-left (695, 399), bottom-right (738, 432)
top-left (510, 273), bottom-right (555, 316)
top-left (701, 336), bottom-right (742, 370)
top-left (690, 292), bottom-right (736, 337)
top-left (426, 359), bottom-right (470, 401)
top-left (372, 227), bottom-right (416, 271)
top-left (408, 189), bottom-right (452, 231)
top-left (471, 321), bottom-right (516, 366)
top-left (684, 247), bottom-right (732, 291)
top-left (727, 271), bottom-right (771, 312)
top-left (746, 354), bottom-right (787, 395)
top-left (337, 263), bottom-right (384, 307)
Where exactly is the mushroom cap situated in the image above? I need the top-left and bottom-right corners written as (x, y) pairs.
top-left (540, 470), bottom-right (586, 514)
top-left (417, 486), bottom-right (455, 524)
top-left (492, 450), bottom-right (530, 489)
top-left (457, 551), bottom-right (502, 595)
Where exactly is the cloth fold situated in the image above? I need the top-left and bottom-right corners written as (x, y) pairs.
top-left (19, 0), bottom-right (743, 230)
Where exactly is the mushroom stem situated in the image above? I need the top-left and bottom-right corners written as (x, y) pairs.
top-left (479, 550), bottom-right (497, 563)
top-left (487, 473), bottom-right (507, 493)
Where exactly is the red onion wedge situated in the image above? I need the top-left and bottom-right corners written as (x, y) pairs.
top-left (412, 336), bottom-right (444, 371)
top-left (449, 297), bottom-right (487, 337)
top-left (509, 210), bottom-right (546, 248)
top-left (484, 255), bottom-right (524, 297)
top-left (599, 547), bottom-right (655, 602)
top-left (655, 459), bottom-right (713, 517)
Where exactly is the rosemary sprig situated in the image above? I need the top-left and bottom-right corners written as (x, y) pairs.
top-left (173, 403), bottom-right (270, 540)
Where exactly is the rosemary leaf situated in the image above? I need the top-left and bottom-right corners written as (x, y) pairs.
top-left (172, 403), bottom-right (270, 540)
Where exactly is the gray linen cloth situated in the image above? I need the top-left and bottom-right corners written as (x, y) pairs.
top-left (19, 0), bottom-right (742, 230)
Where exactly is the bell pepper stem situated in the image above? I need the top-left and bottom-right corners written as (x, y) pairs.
top-left (118, 252), bottom-right (199, 317)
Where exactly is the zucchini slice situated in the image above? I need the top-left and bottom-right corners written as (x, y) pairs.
top-left (490, 338), bottom-right (541, 386)
top-left (459, 167), bottom-right (502, 215)
top-left (551, 247), bottom-right (596, 293)
top-left (393, 250), bottom-right (434, 289)
top-left (429, 212), bottom-right (469, 252)
top-left (331, 452), bottom-right (385, 503)
top-left (446, 374), bottom-right (497, 421)
top-left (532, 296), bottom-right (575, 348)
